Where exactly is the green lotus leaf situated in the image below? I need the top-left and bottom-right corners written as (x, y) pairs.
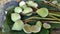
top-left (11, 13), bottom-right (21, 22)
top-left (31, 25), bottom-right (41, 33)
top-left (26, 13), bottom-right (32, 16)
top-left (26, 1), bottom-right (38, 8)
top-left (23, 24), bottom-right (32, 34)
top-left (12, 20), bottom-right (24, 31)
top-left (36, 21), bottom-right (42, 27)
top-left (22, 7), bottom-right (33, 14)
top-left (14, 7), bottom-right (22, 13)
top-left (19, 1), bottom-right (26, 7)
top-left (36, 8), bottom-right (49, 17)
top-left (43, 23), bottom-right (51, 29)
top-left (30, 21), bottom-right (42, 33)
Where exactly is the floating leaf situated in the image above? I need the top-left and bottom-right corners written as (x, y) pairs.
top-left (20, 5), bottom-right (27, 9)
top-left (19, 1), bottom-right (26, 7)
top-left (12, 20), bottom-right (24, 31)
top-left (11, 13), bottom-right (21, 22)
top-left (32, 21), bottom-right (42, 33)
top-left (23, 24), bottom-right (32, 33)
top-left (22, 7), bottom-right (33, 14)
top-left (23, 24), bottom-right (41, 33)
top-left (36, 8), bottom-right (49, 17)
top-left (26, 1), bottom-right (38, 8)
top-left (14, 7), bottom-right (22, 13)
top-left (43, 23), bottom-right (51, 29)
top-left (31, 25), bottom-right (41, 33)
top-left (36, 21), bottom-right (42, 27)
top-left (26, 13), bottom-right (32, 16)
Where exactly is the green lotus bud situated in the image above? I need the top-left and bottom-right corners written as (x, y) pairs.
top-left (11, 13), bottom-right (21, 22)
top-left (12, 20), bottom-right (24, 31)
top-left (43, 23), bottom-right (51, 29)
top-left (14, 7), bottom-right (22, 13)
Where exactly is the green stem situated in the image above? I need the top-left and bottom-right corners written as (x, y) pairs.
top-left (49, 15), bottom-right (60, 21)
top-left (49, 13), bottom-right (60, 17)
top-left (49, 21), bottom-right (60, 24)
top-left (42, 1), bottom-right (60, 11)
top-left (23, 20), bottom-right (37, 23)
top-left (25, 16), bottom-right (59, 21)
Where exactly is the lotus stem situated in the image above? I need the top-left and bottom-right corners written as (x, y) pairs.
top-left (49, 13), bottom-right (60, 17)
top-left (25, 16), bottom-right (59, 21)
top-left (49, 21), bottom-right (60, 24)
top-left (49, 15), bottom-right (60, 21)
